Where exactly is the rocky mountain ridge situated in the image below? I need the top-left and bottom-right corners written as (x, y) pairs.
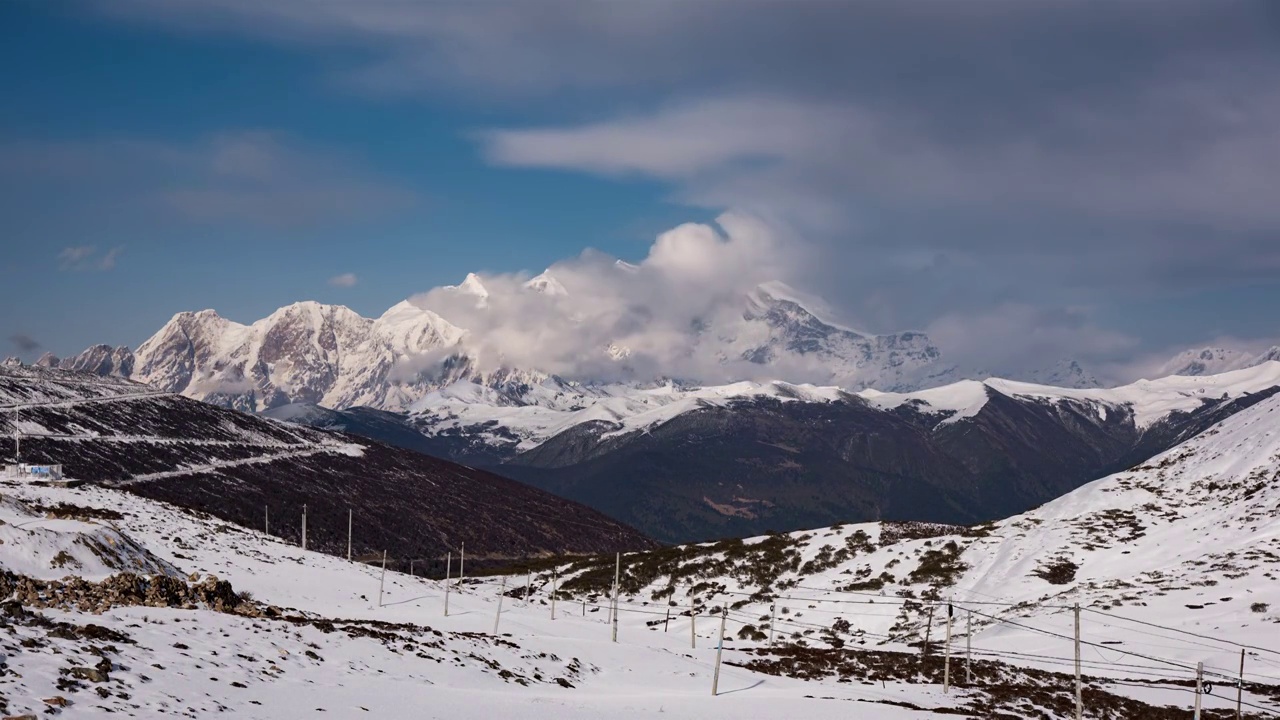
top-left (36, 276), bottom-right (970, 412)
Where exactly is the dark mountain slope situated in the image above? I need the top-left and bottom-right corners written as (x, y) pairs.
top-left (1, 365), bottom-right (654, 571)
top-left (259, 403), bottom-right (444, 456)
top-left (497, 386), bottom-right (1280, 544)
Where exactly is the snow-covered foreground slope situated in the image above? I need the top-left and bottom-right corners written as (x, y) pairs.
top-left (0, 392), bottom-right (1277, 716)
top-left (0, 481), bottom-right (983, 719)
top-left (4, 475), bottom-right (1275, 719)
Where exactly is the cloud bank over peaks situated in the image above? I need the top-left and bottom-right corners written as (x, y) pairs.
top-left (407, 212), bottom-right (865, 385)
top-left (393, 212), bottom-right (1152, 390)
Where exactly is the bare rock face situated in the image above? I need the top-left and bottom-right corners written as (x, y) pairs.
top-left (37, 346), bottom-right (135, 378)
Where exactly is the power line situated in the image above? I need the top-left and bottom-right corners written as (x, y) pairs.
top-left (1082, 606), bottom-right (1280, 658)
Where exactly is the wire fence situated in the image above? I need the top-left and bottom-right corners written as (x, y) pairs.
top-left (253, 507), bottom-right (1280, 717)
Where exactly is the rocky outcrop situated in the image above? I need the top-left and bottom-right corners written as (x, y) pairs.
top-left (0, 571), bottom-right (257, 616)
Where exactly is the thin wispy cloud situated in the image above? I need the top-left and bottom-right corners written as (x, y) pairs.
top-left (57, 245), bottom-right (122, 272)
top-left (57, 246), bottom-right (96, 269)
top-left (2, 131), bottom-right (418, 231)
top-left (328, 273), bottom-right (358, 288)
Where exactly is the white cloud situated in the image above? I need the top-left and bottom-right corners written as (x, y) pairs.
top-left (329, 273), bottom-right (358, 288)
top-left (57, 245), bottom-right (122, 272)
top-left (408, 212), bottom-right (809, 383)
top-left (483, 89), bottom-right (1280, 231)
top-left (98, 246), bottom-right (123, 271)
top-left (925, 304), bottom-right (1141, 382)
top-left (57, 246), bottom-right (96, 269)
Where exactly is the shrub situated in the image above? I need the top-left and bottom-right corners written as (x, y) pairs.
top-left (1031, 558), bottom-right (1079, 585)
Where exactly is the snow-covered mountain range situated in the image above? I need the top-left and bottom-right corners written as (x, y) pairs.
top-left (34, 274), bottom-right (978, 413)
top-left (422, 362), bottom-right (1280, 542)
top-left (404, 362), bottom-right (1280, 457)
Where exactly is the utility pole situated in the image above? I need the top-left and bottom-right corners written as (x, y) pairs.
top-left (12, 407), bottom-right (19, 464)
top-left (347, 508), bottom-right (352, 561)
top-left (493, 576), bottom-right (506, 635)
top-left (943, 602), bottom-right (953, 693)
top-left (690, 593), bottom-right (697, 649)
top-left (525, 570), bottom-right (532, 605)
top-left (301, 504), bottom-right (307, 551)
top-left (550, 567), bottom-right (557, 621)
top-left (1237, 648), bottom-right (1246, 720)
top-left (768, 602), bottom-right (778, 647)
top-left (264, 505), bottom-right (269, 536)
top-left (444, 551), bottom-right (451, 617)
top-left (1195, 661), bottom-right (1203, 720)
top-left (664, 607), bottom-right (671, 632)
top-left (611, 552), bottom-right (620, 643)
top-left (410, 560), bottom-right (414, 577)
top-left (377, 550), bottom-right (387, 607)
top-left (711, 607), bottom-right (728, 696)
top-left (459, 542), bottom-right (465, 585)
top-left (924, 605), bottom-right (935, 656)
top-left (966, 609), bottom-right (973, 686)
top-left (1074, 603), bottom-right (1083, 720)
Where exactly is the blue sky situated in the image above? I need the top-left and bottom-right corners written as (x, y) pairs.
top-left (3, 1), bottom-right (1280, 379)
top-left (0, 2), bottom-right (709, 356)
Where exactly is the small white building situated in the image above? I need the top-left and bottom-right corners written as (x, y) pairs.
top-left (3, 463), bottom-right (64, 481)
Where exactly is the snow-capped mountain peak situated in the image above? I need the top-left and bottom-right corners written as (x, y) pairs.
top-left (445, 272), bottom-right (491, 307)
top-left (1157, 347), bottom-right (1254, 377)
top-left (744, 280), bottom-right (866, 337)
top-left (523, 269), bottom-right (568, 296)
top-left (1024, 359), bottom-right (1102, 389)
